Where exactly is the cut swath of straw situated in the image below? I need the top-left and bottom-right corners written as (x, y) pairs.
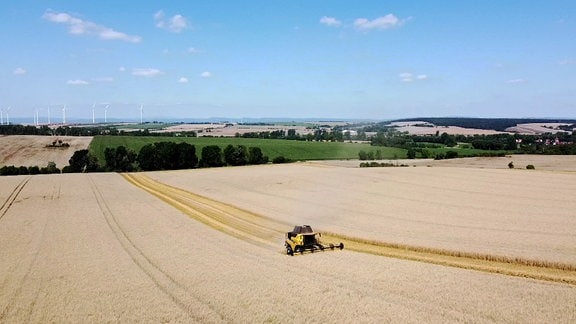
top-left (323, 232), bottom-right (576, 285)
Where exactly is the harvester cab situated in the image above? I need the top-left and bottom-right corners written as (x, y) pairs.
top-left (284, 225), bottom-right (344, 256)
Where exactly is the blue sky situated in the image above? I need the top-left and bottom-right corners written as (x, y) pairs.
top-left (1, 1), bottom-right (575, 122)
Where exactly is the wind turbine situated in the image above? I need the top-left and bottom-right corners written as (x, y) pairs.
top-left (47, 105), bottom-right (51, 124)
top-left (62, 104), bottom-right (67, 124)
top-left (5, 107), bottom-right (11, 125)
top-left (0, 108), bottom-right (3, 125)
top-left (92, 103), bottom-right (96, 124)
top-left (104, 104), bottom-right (109, 123)
top-left (139, 104), bottom-right (143, 124)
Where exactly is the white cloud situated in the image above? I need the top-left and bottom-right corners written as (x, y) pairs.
top-left (132, 68), bottom-right (163, 77)
top-left (43, 10), bottom-right (141, 43)
top-left (154, 10), bottom-right (165, 27)
top-left (354, 14), bottom-right (406, 30)
top-left (118, 66), bottom-right (126, 72)
top-left (178, 77), bottom-right (189, 83)
top-left (320, 16), bottom-right (341, 27)
top-left (399, 72), bottom-right (413, 82)
top-left (13, 67), bottom-right (27, 75)
top-left (67, 79), bottom-right (90, 85)
top-left (169, 15), bottom-right (188, 32)
top-left (200, 71), bottom-right (212, 78)
top-left (506, 78), bottom-right (526, 84)
top-left (154, 10), bottom-right (188, 33)
top-left (399, 72), bottom-right (427, 83)
top-left (188, 47), bottom-right (200, 54)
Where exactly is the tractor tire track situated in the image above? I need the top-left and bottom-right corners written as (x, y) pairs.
top-left (123, 173), bottom-right (576, 286)
top-left (122, 173), bottom-right (287, 248)
top-left (0, 176), bottom-right (30, 221)
top-left (0, 178), bottom-right (50, 321)
top-left (88, 176), bottom-right (228, 323)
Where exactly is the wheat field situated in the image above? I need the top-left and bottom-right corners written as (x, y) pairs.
top-left (1, 159), bottom-right (575, 322)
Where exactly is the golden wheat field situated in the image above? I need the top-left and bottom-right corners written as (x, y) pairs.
top-left (1, 158), bottom-right (576, 322)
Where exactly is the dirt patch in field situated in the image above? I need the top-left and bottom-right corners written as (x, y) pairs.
top-left (0, 135), bottom-right (93, 168)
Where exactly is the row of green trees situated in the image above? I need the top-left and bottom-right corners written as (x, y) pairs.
top-left (359, 148), bottom-right (461, 161)
top-left (237, 129), bottom-right (300, 140)
top-left (371, 130), bottom-right (576, 155)
top-left (0, 124), bottom-right (110, 136)
top-left (236, 128), bottom-right (345, 142)
top-left (67, 142), bottom-right (273, 173)
top-left (0, 124), bottom-right (197, 137)
top-left (0, 162), bottom-right (61, 176)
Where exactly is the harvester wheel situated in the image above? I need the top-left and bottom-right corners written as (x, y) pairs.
top-left (286, 246), bottom-right (294, 256)
top-left (329, 243), bottom-right (334, 250)
top-left (339, 243), bottom-right (344, 250)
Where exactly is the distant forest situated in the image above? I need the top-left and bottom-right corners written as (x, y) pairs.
top-left (388, 118), bottom-right (576, 132)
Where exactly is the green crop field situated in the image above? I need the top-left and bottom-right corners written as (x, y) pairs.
top-left (419, 146), bottom-right (508, 158)
top-left (89, 136), bottom-right (407, 163)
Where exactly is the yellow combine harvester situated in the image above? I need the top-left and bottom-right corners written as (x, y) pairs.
top-left (284, 225), bottom-right (344, 256)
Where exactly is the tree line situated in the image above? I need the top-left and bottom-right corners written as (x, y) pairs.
top-left (0, 141), bottom-right (283, 176)
top-left (79, 142), bottom-right (274, 172)
top-left (371, 130), bottom-right (576, 155)
top-left (236, 128), bottom-right (346, 142)
top-left (0, 124), bottom-right (196, 137)
top-left (0, 162), bottom-right (61, 176)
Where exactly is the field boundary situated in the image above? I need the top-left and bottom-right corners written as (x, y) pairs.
top-left (122, 173), bottom-right (576, 286)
